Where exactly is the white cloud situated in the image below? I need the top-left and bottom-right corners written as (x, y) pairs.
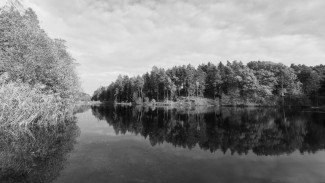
top-left (3, 0), bottom-right (325, 94)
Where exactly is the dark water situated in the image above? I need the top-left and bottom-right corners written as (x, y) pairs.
top-left (1, 105), bottom-right (325, 183)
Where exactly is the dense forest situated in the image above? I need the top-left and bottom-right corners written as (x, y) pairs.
top-left (92, 61), bottom-right (325, 106)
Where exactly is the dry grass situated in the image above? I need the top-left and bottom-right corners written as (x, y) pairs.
top-left (0, 82), bottom-right (75, 131)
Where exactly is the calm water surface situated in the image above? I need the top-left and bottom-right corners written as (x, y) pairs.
top-left (1, 105), bottom-right (325, 183)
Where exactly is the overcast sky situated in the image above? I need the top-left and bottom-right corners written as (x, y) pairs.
top-left (1, 0), bottom-right (325, 94)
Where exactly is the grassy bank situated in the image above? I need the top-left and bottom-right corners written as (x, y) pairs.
top-left (0, 82), bottom-right (75, 131)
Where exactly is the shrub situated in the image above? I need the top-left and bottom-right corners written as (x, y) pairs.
top-left (144, 97), bottom-right (150, 103)
top-left (135, 97), bottom-right (143, 105)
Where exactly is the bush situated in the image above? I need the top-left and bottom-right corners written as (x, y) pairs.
top-left (151, 99), bottom-right (156, 105)
top-left (144, 97), bottom-right (150, 103)
top-left (135, 97), bottom-right (143, 105)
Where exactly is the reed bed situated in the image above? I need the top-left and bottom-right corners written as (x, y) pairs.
top-left (0, 82), bottom-right (75, 131)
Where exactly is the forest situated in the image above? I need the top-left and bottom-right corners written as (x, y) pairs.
top-left (92, 61), bottom-right (325, 106)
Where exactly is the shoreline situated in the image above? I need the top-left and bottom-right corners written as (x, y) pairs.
top-left (76, 101), bottom-right (103, 105)
top-left (106, 99), bottom-right (321, 108)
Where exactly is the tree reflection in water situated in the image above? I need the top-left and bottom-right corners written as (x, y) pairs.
top-left (91, 105), bottom-right (325, 156)
top-left (0, 118), bottom-right (80, 183)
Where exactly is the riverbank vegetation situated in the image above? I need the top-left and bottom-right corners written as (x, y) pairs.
top-left (92, 61), bottom-right (325, 106)
top-left (0, 82), bottom-right (74, 129)
top-left (0, 2), bottom-right (80, 130)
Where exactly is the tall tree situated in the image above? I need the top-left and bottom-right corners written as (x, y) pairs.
top-left (0, 6), bottom-right (80, 98)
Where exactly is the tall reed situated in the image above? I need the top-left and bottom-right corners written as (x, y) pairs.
top-left (0, 82), bottom-right (75, 131)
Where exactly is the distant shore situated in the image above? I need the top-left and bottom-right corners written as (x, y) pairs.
top-left (101, 97), bottom-right (324, 108)
top-left (85, 99), bottom-right (325, 110)
top-left (113, 97), bottom-right (218, 107)
top-left (111, 97), bottom-right (277, 107)
top-left (88, 95), bottom-right (325, 108)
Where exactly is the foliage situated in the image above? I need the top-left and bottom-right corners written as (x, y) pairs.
top-left (76, 92), bottom-right (91, 101)
top-left (0, 4), bottom-right (80, 99)
top-left (291, 64), bottom-right (321, 95)
top-left (92, 61), bottom-right (325, 106)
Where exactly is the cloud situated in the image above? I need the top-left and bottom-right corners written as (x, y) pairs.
top-left (5, 0), bottom-right (325, 94)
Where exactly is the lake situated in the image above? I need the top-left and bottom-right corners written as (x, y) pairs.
top-left (1, 105), bottom-right (325, 183)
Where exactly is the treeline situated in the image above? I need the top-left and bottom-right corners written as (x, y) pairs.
top-left (92, 61), bottom-right (325, 106)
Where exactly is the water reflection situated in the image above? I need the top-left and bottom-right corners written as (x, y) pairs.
top-left (91, 105), bottom-right (325, 155)
top-left (0, 118), bottom-right (80, 183)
